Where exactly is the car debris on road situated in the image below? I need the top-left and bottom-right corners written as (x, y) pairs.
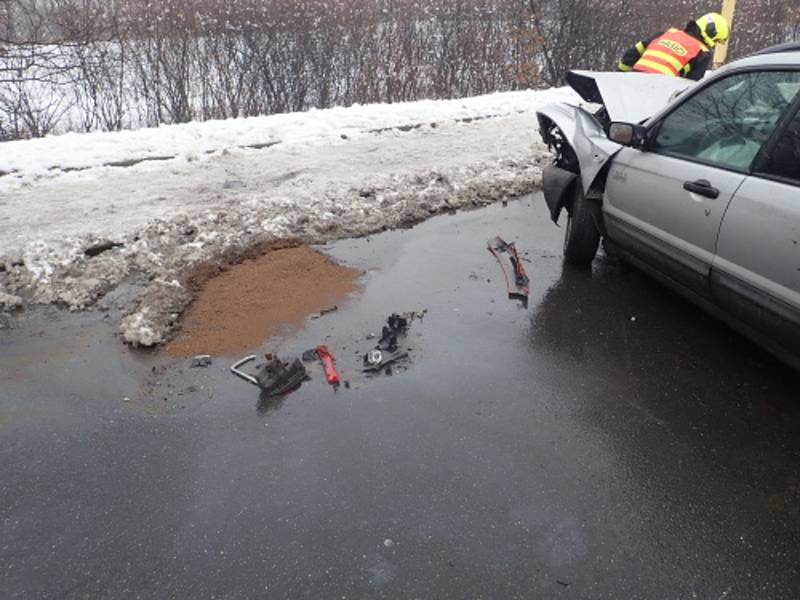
top-left (230, 353), bottom-right (309, 397)
top-left (311, 305), bottom-right (339, 320)
top-left (300, 346), bottom-right (342, 388)
top-left (487, 236), bottom-right (529, 308)
top-left (302, 348), bottom-right (320, 362)
top-left (362, 312), bottom-right (421, 375)
top-left (363, 348), bottom-right (409, 374)
top-left (190, 355), bottom-right (212, 368)
top-left (315, 345), bottom-right (341, 388)
top-left (232, 311), bottom-right (426, 401)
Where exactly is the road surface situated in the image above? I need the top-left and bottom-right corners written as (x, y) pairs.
top-left (2, 196), bottom-right (799, 599)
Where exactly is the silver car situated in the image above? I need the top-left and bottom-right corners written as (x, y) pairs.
top-left (537, 43), bottom-right (800, 369)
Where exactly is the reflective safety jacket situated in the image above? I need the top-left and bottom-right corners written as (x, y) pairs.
top-left (634, 29), bottom-right (708, 76)
top-left (618, 28), bottom-right (711, 81)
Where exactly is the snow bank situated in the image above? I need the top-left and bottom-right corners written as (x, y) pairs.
top-left (0, 87), bottom-right (572, 186)
top-left (0, 87), bottom-right (579, 345)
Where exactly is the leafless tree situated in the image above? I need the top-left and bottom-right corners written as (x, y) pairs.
top-left (0, 0), bottom-right (798, 140)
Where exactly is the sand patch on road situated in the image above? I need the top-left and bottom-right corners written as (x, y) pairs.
top-left (166, 246), bottom-right (361, 357)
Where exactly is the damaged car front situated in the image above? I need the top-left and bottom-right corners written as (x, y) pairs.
top-left (537, 70), bottom-right (695, 264)
top-left (535, 48), bottom-right (800, 371)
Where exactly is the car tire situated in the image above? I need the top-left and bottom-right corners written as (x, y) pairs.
top-left (563, 182), bottom-right (600, 266)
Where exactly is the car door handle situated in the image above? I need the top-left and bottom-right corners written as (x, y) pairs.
top-left (683, 179), bottom-right (720, 199)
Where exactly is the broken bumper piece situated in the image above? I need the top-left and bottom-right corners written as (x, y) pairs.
top-left (488, 236), bottom-right (530, 308)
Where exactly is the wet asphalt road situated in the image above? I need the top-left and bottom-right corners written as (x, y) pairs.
top-left (2, 196), bottom-right (800, 599)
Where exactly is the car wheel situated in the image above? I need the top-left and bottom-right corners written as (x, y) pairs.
top-left (563, 182), bottom-right (600, 266)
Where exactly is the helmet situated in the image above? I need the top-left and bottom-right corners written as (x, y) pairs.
top-left (695, 12), bottom-right (730, 47)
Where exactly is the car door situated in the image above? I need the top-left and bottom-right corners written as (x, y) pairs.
top-left (712, 93), bottom-right (800, 357)
top-left (604, 70), bottom-right (799, 298)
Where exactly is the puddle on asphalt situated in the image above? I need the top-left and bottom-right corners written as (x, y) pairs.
top-left (166, 245), bottom-right (362, 357)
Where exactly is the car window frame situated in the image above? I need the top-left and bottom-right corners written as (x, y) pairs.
top-left (750, 98), bottom-right (800, 189)
top-left (642, 66), bottom-right (800, 177)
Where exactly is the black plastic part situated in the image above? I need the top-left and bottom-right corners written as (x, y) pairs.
top-left (683, 179), bottom-right (720, 199)
top-left (301, 349), bottom-right (319, 362)
top-left (363, 349), bottom-right (409, 373)
top-left (256, 357), bottom-right (308, 396)
top-left (377, 314), bottom-right (409, 351)
top-left (387, 314), bottom-right (408, 331)
top-left (565, 70), bottom-right (604, 104)
top-left (85, 240), bottom-right (123, 257)
top-left (543, 166), bottom-right (579, 225)
top-left (363, 314), bottom-right (415, 374)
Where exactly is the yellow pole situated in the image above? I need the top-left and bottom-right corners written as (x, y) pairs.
top-left (713, 0), bottom-right (737, 68)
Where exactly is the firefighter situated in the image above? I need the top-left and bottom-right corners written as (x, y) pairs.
top-left (617, 12), bottom-right (730, 81)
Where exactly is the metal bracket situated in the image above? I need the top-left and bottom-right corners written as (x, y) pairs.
top-left (230, 355), bottom-right (259, 386)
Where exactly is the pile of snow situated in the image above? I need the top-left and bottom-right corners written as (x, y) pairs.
top-left (0, 88), bottom-right (571, 187)
top-left (0, 87), bottom-right (579, 345)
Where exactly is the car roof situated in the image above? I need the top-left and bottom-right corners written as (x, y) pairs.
top-left (754, 42), bottom-right (800, 56)
top-left (722, 49), bottom-right (800, 72)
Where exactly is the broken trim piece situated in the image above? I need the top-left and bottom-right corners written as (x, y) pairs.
top-left (487, 236), bottom-right (530, 308)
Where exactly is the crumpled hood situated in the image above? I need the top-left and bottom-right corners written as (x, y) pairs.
top-left (566, 70), bottom-right (695, 123)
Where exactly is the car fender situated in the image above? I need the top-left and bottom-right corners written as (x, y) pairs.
top-left (537, 104), bottom-right (622, 225)
top-left (538, 103), bottom-right (622, 195)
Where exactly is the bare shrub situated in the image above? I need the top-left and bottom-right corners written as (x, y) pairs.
top-left (0, 0), bottom-right (797, 139)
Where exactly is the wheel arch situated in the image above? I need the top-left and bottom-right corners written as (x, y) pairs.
top-left (537, 104), bottom-right (622, 197)
top-left (538, 107), bottom-right (616, 226)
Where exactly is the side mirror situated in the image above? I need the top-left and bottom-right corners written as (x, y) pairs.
top-left (608, 122), bottom-right (648, 148)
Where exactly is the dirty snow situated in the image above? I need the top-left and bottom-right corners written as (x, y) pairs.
top-left (0, 87), bottom-right (579, 345)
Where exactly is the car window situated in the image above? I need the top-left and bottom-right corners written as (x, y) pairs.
top-left (652, 70), bottom-right (800, 171)
top-left (761, 108), bottom-right (800, 184)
